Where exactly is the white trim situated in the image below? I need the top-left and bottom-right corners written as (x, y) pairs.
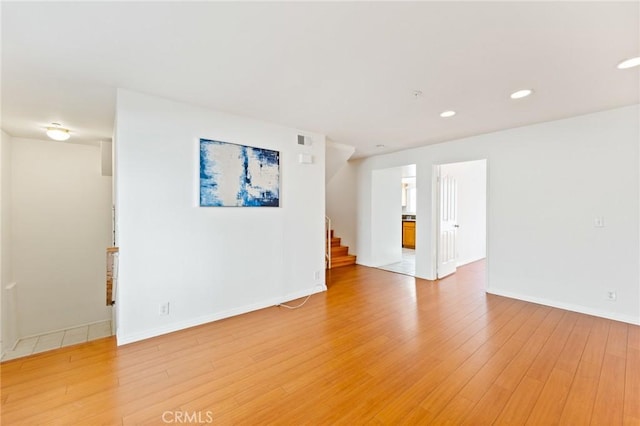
top-left (429, 165), bottom-right (439, 280)
top-left (1, 283), bottom-right (19, 357)
top-left (116, 285), bottom-right (328, 346)
top-left (457, 255), bottom-right (486, 268)
top-left (487, 288), bottom-right (640, 326)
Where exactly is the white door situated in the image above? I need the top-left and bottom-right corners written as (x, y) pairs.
top-left (437, 169), bottom-right (458, 278)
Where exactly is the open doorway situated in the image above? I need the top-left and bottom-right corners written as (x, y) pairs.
top-left (377, 164), bottom-right (418, 276)
top-left (0, 137), bottom-right (114, 361)
top-left (367, 160), bottom-right (486, 281)
top-left (434, 159), bottom-right (487, 279)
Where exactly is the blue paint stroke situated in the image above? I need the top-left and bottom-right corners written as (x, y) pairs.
top-left (199, 138), bottom-right (280, 207)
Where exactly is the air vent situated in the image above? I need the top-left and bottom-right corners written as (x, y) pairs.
top-left (297, 135), bottom-right (312, 146)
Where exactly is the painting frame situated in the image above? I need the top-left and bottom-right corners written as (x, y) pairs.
top-left (199, 138), bottom-right (280, 207)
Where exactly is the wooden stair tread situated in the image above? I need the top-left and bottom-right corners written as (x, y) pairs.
top-left (331, 255), bottom-right (357, 267)
top-left (327, 229), bottom-right (356, 269)
top-left (331, 246), bottom-right (348, 256)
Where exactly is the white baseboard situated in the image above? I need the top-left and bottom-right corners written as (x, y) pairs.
top-left (457, 255), bottom-right (486, 267)
top-left (116, 285), bottom-right (328, 346)
top-left (487, 288), bottom-right (640, 326)
top-left (0, 335), bottom-right (19, 359)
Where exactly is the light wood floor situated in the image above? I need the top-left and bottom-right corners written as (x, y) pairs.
top-left (1, 261), bottom-right (638, 425)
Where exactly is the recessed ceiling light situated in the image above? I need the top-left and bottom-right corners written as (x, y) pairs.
top-left (510, 89), bottom-right (533, 99)
top-left (46, 123), bottom-right (71, 141)
top-left (617, 56), bottom-right (640, 69)
top-left (440, 110), bottom-right (456, 118)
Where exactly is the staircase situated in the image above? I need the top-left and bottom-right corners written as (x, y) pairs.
top-left (328, 230), bottom-right (357, 268)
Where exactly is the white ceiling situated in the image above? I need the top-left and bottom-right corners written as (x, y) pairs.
top-left (2, 2), bottom-right (638, 158)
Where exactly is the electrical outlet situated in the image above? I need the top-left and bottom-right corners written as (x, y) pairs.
top-left (314, 271), bottom-right (321, 280)
top-left (606, 290), bottom-right (617, 301)
top-left (159, 302), bottom-right (170, 316)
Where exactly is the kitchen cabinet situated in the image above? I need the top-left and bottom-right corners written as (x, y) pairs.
top-left (402, 221), bottom-right (415, 249)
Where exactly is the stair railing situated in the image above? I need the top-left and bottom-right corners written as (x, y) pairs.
top-left (325, 215), bottom-right (332, 269)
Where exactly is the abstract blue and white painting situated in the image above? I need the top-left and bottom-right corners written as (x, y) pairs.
top-left (199, 138), bottom-right (280, 207)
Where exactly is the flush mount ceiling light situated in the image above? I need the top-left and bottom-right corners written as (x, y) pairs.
top-left (440, 110), bottom-right (456, 118)
top-left (510, 89), bottom-right (533, 99)
top-left (617, 56), bottom-right (640, 69)
top-left (46, 123), bottom-right (70, 141)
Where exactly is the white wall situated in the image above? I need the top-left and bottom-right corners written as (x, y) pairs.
top-left (326, 160), bottom-right (357, 251)
top-left (356, 105), bottom-right (639, 325)
top-left (370, 167), bottom-right (403, 266)
top-left (1, 130), bottom-right (16, 352)
top-left (325, 140), bottom-right (355, 183)
top-left (440, 160), bottom-right (487, 267)
top-left (114, 90), bottom-right (326, 345)
top-left (12, 138), bottom-right (113, 337)
top-left (101, 140), bottom-right (113, 177)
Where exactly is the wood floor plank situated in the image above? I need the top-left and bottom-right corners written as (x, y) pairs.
top-left (624, 325), bottom-right (640, 425)
top-left (558, 317), bottom-right (610, 425)
top-left (623, 347), bottom-right (640, 425)
top-left (590, 320), bottom-right (628, 426)
top-left (372, 299), bottom-right (526, 423)
top-left (460, 383), bottom-right (513, 426)
top-left (437, 305), bottom-right (550, 423)
top-left (493, 376), bottom-right (544, 425)
top-left (419, 302), bottom-right (540, 421)
top-left (591, 351), bottom-right (628, 424)
top-left (492, 308), bottom-right (563, 392)
top-left (476, 309), bottom-right (578, 425)
top-left (316, 364), bottom-right (428, 425)
top-left (2, 261), bottom-right (637, 425)
top-left (525, 315), bottom-right (592, 425)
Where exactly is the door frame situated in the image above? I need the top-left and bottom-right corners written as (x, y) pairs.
top-left (434, 165), bottom-right (458, 279)
top-left (432, 160), bottom-right (488, 283)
